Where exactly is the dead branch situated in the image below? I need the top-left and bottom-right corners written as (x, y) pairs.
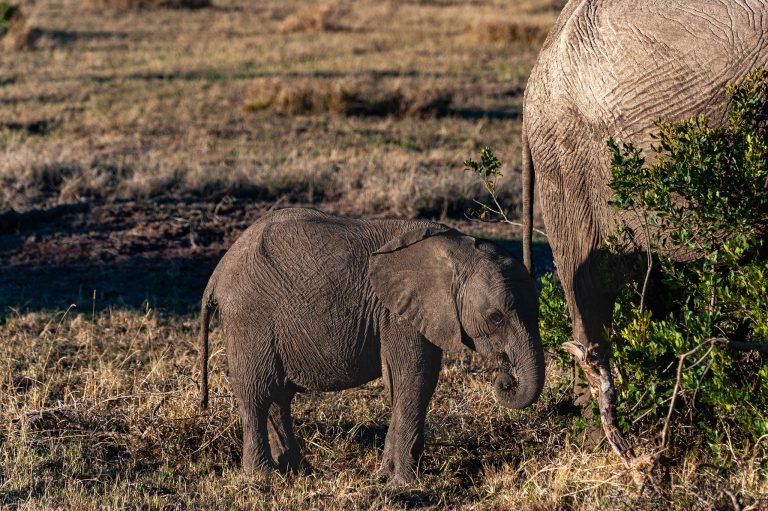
top-left (562, 340), bottom-right (655, 488)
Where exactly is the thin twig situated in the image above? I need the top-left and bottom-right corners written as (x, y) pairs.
top-left (723, 489), bottom-right (742, 511)
top-left (470, 192), bottom-right (549, 237)
top-left (638, 212), bottom-right (654, 315)
top-left (661, 341), bottom-right (711, 449)
top-left (660, 337), bottom-right (768, 449)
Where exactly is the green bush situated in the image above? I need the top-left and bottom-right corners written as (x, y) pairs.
top-left (538, 273), bottom-right (573, 368)
top-left (605, 68), bottom-right (768, 457)
top-left (466, 69), bottom-right (768, 457)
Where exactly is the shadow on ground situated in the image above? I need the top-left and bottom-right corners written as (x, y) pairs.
top-left (0, 254), bottom-right (223, 314)
top-left (0, 200), bottom-right (250, 314)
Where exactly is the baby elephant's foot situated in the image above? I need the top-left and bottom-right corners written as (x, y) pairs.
top-left (378, 455), bottom-right (395, 479)
top-left (243, 454), bottom-right (278, 479)
top-left (276, 451), bottom-right (313, 475)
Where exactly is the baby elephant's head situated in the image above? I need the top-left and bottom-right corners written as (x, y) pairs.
top-left (369, 227), bottom-right (544, 409)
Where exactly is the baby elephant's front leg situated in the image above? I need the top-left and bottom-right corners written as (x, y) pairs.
top-left (380, 330), bottom-right (442, 483)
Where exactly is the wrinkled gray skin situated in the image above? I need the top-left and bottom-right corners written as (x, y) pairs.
top-left (522, 0), bottom-right (768, 360)
top-left (200, 208), bottom-right (544, 483)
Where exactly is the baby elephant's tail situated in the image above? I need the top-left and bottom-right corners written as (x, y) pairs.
top-left (199, 285), bottom-right (216, 410)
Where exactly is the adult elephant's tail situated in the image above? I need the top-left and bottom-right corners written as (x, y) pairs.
top-left (199, 284), bottom-right (216, 410)
top-left (522, 122), bottom-right (535, 276)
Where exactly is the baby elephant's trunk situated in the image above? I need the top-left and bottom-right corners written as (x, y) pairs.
top-left (199, 290), bottom-right (214, 410)
top-left (493, 337), bottom-right (545, 409)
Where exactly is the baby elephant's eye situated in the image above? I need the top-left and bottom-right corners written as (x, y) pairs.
top-left (488, 311), bottom-right (504, 327)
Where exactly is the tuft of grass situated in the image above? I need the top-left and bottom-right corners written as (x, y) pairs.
top-left (470, 20), bottom-right (550, 45)
top-left (0, 0), bottom-right (543, 215)
top-left (0, 2), bottom-right (20, 36)
top-left (277, 2), bottom-right (345, 33)
top-left (0, 2), bottom-right (39, 50)
top-left (83, 0), bottom-right (211, 9)
top-left (244, 79), bottom-right (453, 118)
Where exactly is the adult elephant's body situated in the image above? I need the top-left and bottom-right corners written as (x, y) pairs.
top-left (200, 208), bottom-right (544, 482)
top-left (523, 0), bottom-right (768, 362)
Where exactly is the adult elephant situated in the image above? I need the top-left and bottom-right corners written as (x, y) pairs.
top-left (521, 0), bottom-right (768, 467)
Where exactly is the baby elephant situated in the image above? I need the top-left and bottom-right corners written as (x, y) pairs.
top-left (199, 208), bottom-right (544, 482)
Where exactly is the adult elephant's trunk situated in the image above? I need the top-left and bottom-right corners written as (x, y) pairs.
top-left (493, 335), bottom-right (545, 409)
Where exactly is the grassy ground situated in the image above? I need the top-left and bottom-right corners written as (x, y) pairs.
top-left (1, 0), bottom-right (767, 509)
top-left (0, 0), bottom-right (560, 218)
top-left (2, 310), bottom-right (764, 510)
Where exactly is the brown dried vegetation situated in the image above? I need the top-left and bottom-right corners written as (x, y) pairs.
top-left (83, 0), bottom-right (210, 9)
top-left (470, 19), bottom-right (551, 45)
top-left (1, 0), bottom-right (764, 507)
top-left (245, 79), bottom-right (453, 118)
top-left (277, 2), bottom-right (346, 33)
top-left (2, 310), bottom-right (764, 509)
top-left (0, 4), bottom-right (40, 50)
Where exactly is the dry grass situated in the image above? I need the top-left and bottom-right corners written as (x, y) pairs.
top-left (245, 78), bottom-right (453, 118)
top-left (0, 4), bottom-right (40, 50)
top-left (2, 309), bottom-right (765, 509)
top-left (0, 0), bottom-right (546, 219)
top-left (277, 2), bottom-right (345, 34)
top-left (1, 24), bottom-right (40, 50)
top-left (0, 141), bottom-right (521, 218)
top-left (469, 20), bottom-right (551, 45)
top-left (83, 0), bottom-right (211, 9)
top-left (1, 0), bottom-right (766, 508)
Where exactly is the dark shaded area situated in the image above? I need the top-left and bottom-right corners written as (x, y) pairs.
top-left (449, 106), bottom-right (521, 120)
top-left (0, 255), bottom-right (222, 314)
top-left (39, 29), bottom-right (136, 45)
top-left (1, 118), bottom-right (59, 136)
top-left (0, 200), bottom-right (253, 314)
top-left (492, 236), bottom-right (555, 277)
top-left (0, 202), bottom-right (90, 234)
top-left (297, 419), bottom-right (389, 451)
top-left (0, 481), bottom-right (47, 508)
top-left (388, 489), bottom-right (437, 509)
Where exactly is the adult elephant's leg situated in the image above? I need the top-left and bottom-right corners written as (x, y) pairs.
top-left (380, 326), bottom-right (442, 483)
top-left (556, 232), bottom-right (642, 478)
top-left (536, 167), bottom-right (644, 474)
top-left (267, 391), bottom-right (307, 474)
top-left (575, 257), bottom-right (642, 466)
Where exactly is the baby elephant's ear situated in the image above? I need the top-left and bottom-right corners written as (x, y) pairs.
top-left (368, 226), bottom-right (465, 354)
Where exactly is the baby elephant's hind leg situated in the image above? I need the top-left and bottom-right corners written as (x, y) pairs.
top-left (228, 329), bottom-right (281, 476)
top-left (267, 392), bottom-right (308, 473)
top-left (238, 401), bottom-right (275, 475)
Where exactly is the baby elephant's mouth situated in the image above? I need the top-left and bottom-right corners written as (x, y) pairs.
top-left (491, 351), bottom-right (539, 409)
top-left (492, 353), bottom-right (520, 407)
top-left (494, 371), bottom-right (518, 394)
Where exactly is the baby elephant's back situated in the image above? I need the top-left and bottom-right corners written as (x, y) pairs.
top-left (211, 208), bottom-right (390, 390)
top-left (211, 208), bottom-right (377, 308)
